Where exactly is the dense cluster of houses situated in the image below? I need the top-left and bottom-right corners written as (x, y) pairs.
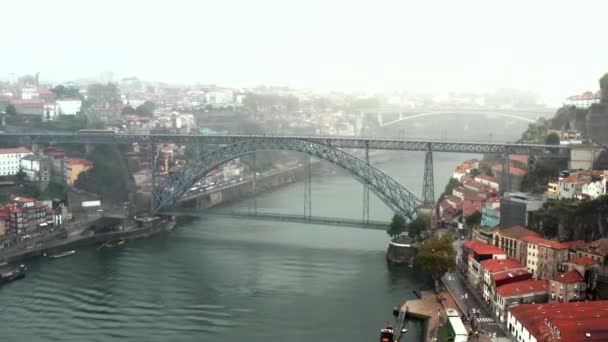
top-left (461, 225), bottom-right (608, 341)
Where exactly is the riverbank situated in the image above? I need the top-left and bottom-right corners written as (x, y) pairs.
top-left (0, 218), bottom-right (176, 263)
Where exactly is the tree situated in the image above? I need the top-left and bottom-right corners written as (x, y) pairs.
top-left (5, 104), bottom-right (17, 116)
top-left (469, 168), bottom-right (481, 177)
top-left (86, 83), bottom-right (121, 107)
top-left (15, 169), bottom-right (27, 182)
top-left (443, 178), bottom-right (461, 197)
top-left (465, 211), bottom-right (482, 226)
top-left (387, 213), bottom-right (407, 238)
top-left (121, 105), bottom-right (136, 115)
top-left (415, 233), bottom-right (456, 280)
top-left (545, 133), bottom-right (560, 145)
top-left (407, 216), bottom-right (428, 239)
top-left (135, 101), bottom-right (156, 117)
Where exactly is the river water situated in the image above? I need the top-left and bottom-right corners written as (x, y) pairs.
top-left (0, 114), bottom-right (529, 342)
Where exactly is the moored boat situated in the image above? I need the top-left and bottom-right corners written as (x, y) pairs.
top-left (99, 239), bottom-right (126, 249)
top-left (380, 325), bottom-right (394, 342)
top-left (46, 250), bottom-right (76, 259)
top-left (0, 264), bottom-right (26, 285)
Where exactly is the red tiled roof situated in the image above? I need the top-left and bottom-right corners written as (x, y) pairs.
top-left (464, 240), bottom-right (483, 249)
top-left (9, 98), bottom-right (45, 105)
top-left (509, 155), bottom-right (529, 164)
top-left (560, 176), bottom-right (587, 184)
top-left (474, 174), bottom-right (500, 184)
top-left (65, 157), bottom-right (92, 166)
top-left (495, 279), bottom-right (549, 297)
top-left (571, 256), bottom-right (599, 266)
top-left (493, 163), bottom-right (527, 176)
top-left (562, 240), bottom-right (586, 249)
top-left (508, 301), bottom-right (608, 342)
top-left (497, 225), bottom-right (540, 239)
top-left (582, 238), bottom-right (608, 255)
top-left (0, 147), bottom-right (31, 154)
top-left (554, 270), bottom-right (583, 284)
top-left (471, 241), bottom-right (506, 256)
top-left (10, 196), bottom-right (35, 203)
top-left (492, 269), bottom-right (532, 283)
top-left (521, 235), bottom-right (568, 249)
top-left (480, 258), bottom-right (524, 273)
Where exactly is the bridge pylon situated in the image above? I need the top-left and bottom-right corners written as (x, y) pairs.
top-left (501, 154), bottom-right (511, 195)
top-left (304, 154), bottom-right (312, 217)
top-left (362, 142), bottom-right (370, 223)
top-left (422, 145), bottom-right (435, 205)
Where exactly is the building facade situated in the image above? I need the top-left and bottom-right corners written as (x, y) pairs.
top-left (0, 147), bottom-right (32, 176)
top-left (522, 236), bottom-right (569, 280)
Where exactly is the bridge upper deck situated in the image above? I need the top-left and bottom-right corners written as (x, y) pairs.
top-left (0, 133), bottom-right (570, 157)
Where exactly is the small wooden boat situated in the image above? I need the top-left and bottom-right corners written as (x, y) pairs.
top-left (99, 239), bottom-right (126, 249)
top-left (0, 265), bottom-right (26, 285)
top-left (47, 250), bottom-right (76, 259)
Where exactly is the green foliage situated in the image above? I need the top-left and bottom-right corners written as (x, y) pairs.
top-left (407, 216), bottom-right (428, 238)
top-left (469, 168), bottom-right (481, 177)
top-left (86, 83), bottom-right (121, 107)
top-left (14, 182), bottom-right (40, 199)
top-left (40, 182), bottom-right (67, 201)
top-left (31, 114), bottom-right (89, 132)
top-left (465, 211), bottom-right (482, 226)
top-left (520, 158), bottom-right (565, 193)
top-left (479, 163), bottom-right (494, 176)
top-left (5, 104), bottom-right (16, 116)
top-left (15, 169), bottom-right (26, 182)
top-left (387, 213), bottom-right (407, 238)
top-left (74, 145), bottom-right (128, 203)
top-left (135, 101), bottom-right (156, 117)
top-left (443, 178), bottom-right (461, 197)
top-left (122, 105), bottom-right (136, 115)
top-left (415, 233), bottom-right (456, 280)
top-left (544, 133), bottom-right (560, 145)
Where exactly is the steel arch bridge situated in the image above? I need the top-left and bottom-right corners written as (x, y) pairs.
top-left (152, 138), bottom-right (422, 219)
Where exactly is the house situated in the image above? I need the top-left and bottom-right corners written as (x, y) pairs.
top-left (481, 198), bottom-right (500, 227)
top-left (64, 158), bottom-right (92, 185)
top-left (56, 98), bottom-right (82, 115)
top-left (0, 147), bottom-right (32, 176)
top-left (479, 258), bottom-right (531, 303)
top-left (507, 301), bottom-right (608, 342)
top-left (133, 169), bottom-right (150, 188)
top-left (574, 238), bottom-right (608, 277)
top-left (545, 180), bottom-right (559, 199)
top-left (4, 196), bottom-right (53, 243)
top-left (452, 159), bottom-right (479, 181)
top-left (466, 241), bottom-right (507, 290)
top-left (19, 154), bottom-right (50, 187)
top-left (581, 179), bottom-right (606, 199)
top-left (521, 236), bottom-right (569, 280)
top-left (558, 176), bottom-right (586, 199)
top-left (493, 225), bottom-right (540, 266)
top-left (474, 174), bottom-right (500, 191)
top-left (9, 98), bottom-right (45, 116)
top-left (549, 270), bottom-right (585, 303)
top-left (492, 163), bottom-right (527, 191)
top-left (494, 279), bottom-right (550, 323)
top-left (499, 192), bottom-right (546, 228)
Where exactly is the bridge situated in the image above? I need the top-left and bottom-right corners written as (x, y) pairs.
top-left (0, 132), bottom-right (570, 228)
top-left (357, 107), bottom-right (555, 127)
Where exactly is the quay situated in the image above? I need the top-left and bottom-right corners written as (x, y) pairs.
top-left (0, 218), bottom-right (175, 263)
top-left (399, 290), bottom-right (446, 341)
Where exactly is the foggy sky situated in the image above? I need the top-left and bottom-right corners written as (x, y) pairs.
top-left (2, 0), bottom-right (607, 99)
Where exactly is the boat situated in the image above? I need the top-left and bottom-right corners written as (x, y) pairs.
top-left (47, 250), bottom-right (76, 259)
top-left (99, 239), bottom-right (126, 249)
top-left (380, 325), bottom-right (394, 342)
top-left (0, 265), bottom-right (26, 285)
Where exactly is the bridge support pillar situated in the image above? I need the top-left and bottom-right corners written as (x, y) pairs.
top-left (150, 143), bottom-right (159, 214)
top-left (304, 154), bottom-right (311, 218)
top-left (422, 145), bottom-right (434, 205)
top-left (501, 154), bottom-right (511, 195)
top-left (363, 143), bottom-right (370, 222)
top-left (251, 152), bottom-right (258, 214)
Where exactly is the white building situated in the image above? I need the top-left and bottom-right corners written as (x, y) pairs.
top-left (558, 176), bottom-right (586, 199)
top-left (581, 179), bottom-right (606, 199)
top-left (205, 90), bottom-right (234, 105)
top-left (19, 155), bottom-right (50, 183)
top-left (0, 147), bottom-right (32, 176)
top-left (56, 99), bottom-right (82, 115)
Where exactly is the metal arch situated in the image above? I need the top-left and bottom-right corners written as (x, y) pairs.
top-left (152, 138), bottom-right (422, 219)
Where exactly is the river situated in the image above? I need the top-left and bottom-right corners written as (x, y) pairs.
top-left (0, 114), bottom-right (530, 342)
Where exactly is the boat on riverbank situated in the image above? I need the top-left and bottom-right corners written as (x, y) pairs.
top-left (0, 264), bottom-right (26, 285)
top-left (46, 250), bottom-right (76, 259)
top-left (98, 239), bottom-right (126, 249)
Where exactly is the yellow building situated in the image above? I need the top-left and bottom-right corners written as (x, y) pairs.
top-left (65, 158), bottom-right (93, 185)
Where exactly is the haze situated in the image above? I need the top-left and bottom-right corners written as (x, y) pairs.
top-left (2, 0), bottom-right (606, 99)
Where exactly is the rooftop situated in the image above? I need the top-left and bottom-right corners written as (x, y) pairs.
top-left (581, 238), bottom-right (608, 255)
top-left (508, 301), bottom-right (608, 342)
top-left (553, 270), bottom-right (583, 284)
top-left (493, 163), bottom-right (527, 176)
top-left (470, 241), bottom-right (506, 256)
top-left (495, 279), bottom-right (549, 297)
top-left (521, 235), bottom-right (568, 250)
top-left (562, 240), bottom-right (586, 249)
top-left (560, 176), bottom-right (587, 184)
top-left (480, 258), bottom-right (524, 273)
top-left (570, 256), bottom-right (599, 266)
top-left (0, 147), bottom-right (31, 154)
top-left (492, 268), bottom-right (532, 283)
top-left (496, 225), bottom-right (540, 240)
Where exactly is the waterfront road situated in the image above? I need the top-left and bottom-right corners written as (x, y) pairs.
top-left (440, 238), bottom-right (509, 341)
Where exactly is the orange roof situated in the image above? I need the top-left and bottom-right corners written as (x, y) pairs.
top-left (496, 279), bottom-right (549, 297)
top-left (492, 269), bottom-right (532, 283)
top-left (554, 270), bottom-right (583, 284)
top-left (560, 176), bottom-right (587, 184)
top-left (497, 225), bottom-right (540, 240)
top-left (471, 241), bottom-right (506, 256)
top-left (480, 258), bottom-right (524, 273)
top-left (493, 163), bottom-right (527, 176)
top-left (562, 240), bottom-right (586, 249)
top-left (65, 157), bottom-right (92, 166)
top-left (571, 256), bottom-right (599, 266)
top-left (508, 301), bottom-right (608, 341)
top-left (521, 235), bottom-right (568, 249)
top-left (463, 240), bottom-right (483, 249)
top-left (0, 147), bottom-right (31, 154)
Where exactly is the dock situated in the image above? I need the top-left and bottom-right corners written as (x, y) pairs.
top-left (399, 290), bottom-right (457, 342)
